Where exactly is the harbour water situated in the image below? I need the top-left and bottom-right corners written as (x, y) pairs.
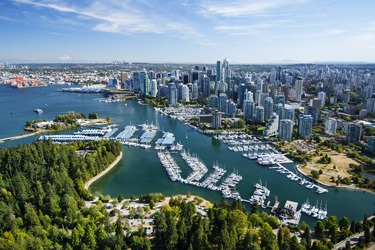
top-left (1, 85), bottom-right (374, 227)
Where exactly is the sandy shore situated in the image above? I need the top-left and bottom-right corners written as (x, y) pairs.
top-left (84, 151), bottom-right (123, 191)
top-left (295, 165), bottom-right (375, 194)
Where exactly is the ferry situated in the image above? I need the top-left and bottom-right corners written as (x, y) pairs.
top-left (33, 109), bottom-right (43, 113)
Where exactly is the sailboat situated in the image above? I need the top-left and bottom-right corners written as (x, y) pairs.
top-left (186, 133), bottom-right (188, 139)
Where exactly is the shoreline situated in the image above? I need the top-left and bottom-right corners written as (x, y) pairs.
top-left (0, 120), bottom-right (109, 143)
top-left (295, 165), bottom-right (375, 194)
top-left (84, 151), bottom-right (123, 191)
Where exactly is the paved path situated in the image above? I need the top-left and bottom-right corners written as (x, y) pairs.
top-left (333, 217), bottom-right (374, 250)
top-left (84, 151), bottom-right (123, 190)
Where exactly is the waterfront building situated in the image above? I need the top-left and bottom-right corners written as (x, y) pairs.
top-left (181, 85), bottom-right (190, 103)
top-left (243, 100), bottom-right (255, 121)
top-left (212, 110), bottom-right (222, 129)
top-left (368, 136), bottom-right (375, 152)
top-left (264, 97), bottom-right (273, 119)
top-left (219, 93), bottom-right (228, 113)
top-left (346, 123), bottom-right (362, 144)
top-left (324, 117), bottom-right (337, 135)
top-left (318, 91), bottom-right (326, 107)
top-left (108, 78), bottom-right (120, 89)
top-left (279, 119), bottom-right (294, 140)
top-left (150, 79), bottom-right (158, 97)
top-left (263, 113), bottom-right (279, 137)
top-left (295, 77), bottom-right (303, 102)
top-left (297, 115), bottom-right (313, 137)
top-left (133, 70), bottom-right (147, 93)
top-left (143, 77), bottom-right (150, 96)
top-left (254, 106), bottom-right (264, 123)
top-left (209, 94), bottom-right (219, 108)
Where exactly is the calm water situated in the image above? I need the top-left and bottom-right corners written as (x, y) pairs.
top-left (1, 84), bottom-right (374, 227)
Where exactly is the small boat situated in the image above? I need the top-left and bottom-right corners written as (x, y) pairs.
top-left (33, 109), bottom-right (43, 113)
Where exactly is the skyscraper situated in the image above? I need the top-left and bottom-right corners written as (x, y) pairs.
top-left (346, 123), bottom-right (362, 144)
top-left (243, 100), bottom-right (255, 121)
top-left (181, 85), bottom-right (190, 102)
top-left (150, 79), bottom-right (158, 97)
top-left (169, 83), bottom-right (177, 106)
top-left (254, 106), bottom-right (264, 123)
top-left (216, 61), bottom-right (222, 82)
top-left (279, 119), bottom-right (294, 140)
top-left (284, 107), bottom-right (295, 121)
top-left (318, 91), bottom-right (326, 107)
top-left (324, 117), bottom-right (337, 135)
top-left (295, 77), bottom-right (303, 102)
top-left (274, 95), bottom-right (285, 107)
top-left (219, 93), bottom-right (228, 113)
top-left (209, 94), bottom-right (219, 108)
top-left (264, 97), bottom-right (274, 119)
top-left (237, 84), bottom-right (247, 109)
top-left (143, 77), bottom-right (150, 95)
top-left (368, 136), bottom-right (375, 152)
top-left (212, 110), bottom-right (222, 129)
top-left (304, 106), bottom-right (319, 126)
top-left (223, 58), bottom-right (230, 89)
top-left (297, 115), bottom-right (313, 137)
top-left (263, 113), bottom-right (279, 137)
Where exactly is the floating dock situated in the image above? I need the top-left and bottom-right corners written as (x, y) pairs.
top-left (115, 126), bottom-right (137, 140)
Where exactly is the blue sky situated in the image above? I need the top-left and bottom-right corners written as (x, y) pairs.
top-left (1, 0), bottom-right (375, 63)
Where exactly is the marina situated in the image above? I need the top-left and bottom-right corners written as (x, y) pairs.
top-left (1, 85), bottom-right (374, 228)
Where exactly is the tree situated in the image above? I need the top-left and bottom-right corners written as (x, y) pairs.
top-left (277, 228), bottom-right (284, 248)
top-left (330, 224), bottom-right (338, 244)
top-left (106, 116), bottom-right (111, 123)
top-left (83, 225), bottom-right (96, 249)
top-left (302, 226), bottom-right (312, 248)
top-left (118, 194), bottom-right (124, 202)
top-left (364, 226), bottom-right (371, 243)
top-left (259, 223), bottom-right (278, 250)
top-left (131, 195), bottom-right (136, 201)
top-left (311, 170), bottom-right (320, 179)
top-left (314, 221), bottom-right (325, 238)
top-left (96, 227), bottom-right (108, 249)
top-left (339, 217), bottom-right (350, 230)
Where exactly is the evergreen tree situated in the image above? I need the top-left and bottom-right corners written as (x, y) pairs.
top-left (314, 221), bottom-right (325, 238)
top-left (83, 225), bottom-right (96, 249)
top-left (96, 227), bottom-right (108, 249)
top-left (259, 223), bottom-right (278, 250)
top-left (302, 226), bottom-right (312, 249)
top-left (278, 228), bottom-right (286, 249)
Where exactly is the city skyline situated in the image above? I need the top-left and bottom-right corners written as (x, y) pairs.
top-left (1, 0), bottom-right (375, 63)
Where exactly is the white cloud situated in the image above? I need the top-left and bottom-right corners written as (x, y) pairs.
top-left (199, 0), bottom-right (308, 17)
top-left (60, 55), bottom-right (72, 60)
top-left (12, 0), bottom-right (203, 39)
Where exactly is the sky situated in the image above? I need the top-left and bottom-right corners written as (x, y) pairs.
top-left (0, 0), bottom-right (375, 64)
